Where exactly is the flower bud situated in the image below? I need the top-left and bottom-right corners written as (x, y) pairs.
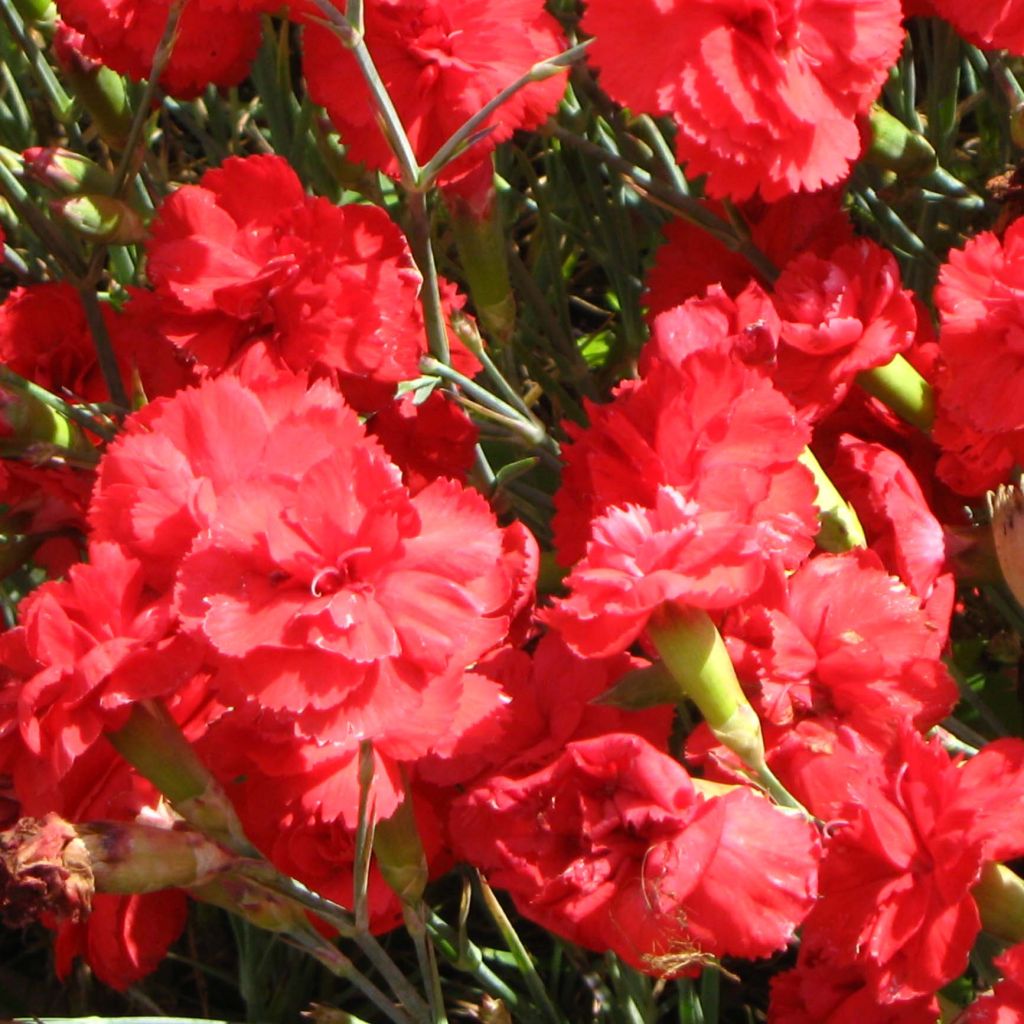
top-left (0, 380), bottom-right (88, 456)
top-left (990, 482), bottom-right (1024, 609)
top-left (13, 0), bottom-right (55, 22)
top-left (974, 862), bottom-right (1024, 943)
top-left (23, 147), bottom-right (117, 195)
top-left (0, 813), bottom-right (241, 930)
top-left (53, 23), bottom-right (132, 150)
top-left (373, 794), bottom-right (428, 906)
top-left (53, 194), bottom-right (146, 244)
top-left (865, 105), bottom-right (936, 178)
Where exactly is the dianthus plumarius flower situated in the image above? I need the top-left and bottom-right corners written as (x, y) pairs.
top-left (935, 220), bottom-right (1024, 436)
top-left (770, 239), bottom-right (918, 422)
top-left (721, 548), bottom-right (957, 743)
top-left (53, 0), bottom-right (270, 98)
top-left (451, 733), bottom-right (819, 975)
top-left (300, 0), bottom-right (568, 181)
top-left (86, 372), bottom-right (535, 816)
top-left (931, 219), bottom-right (1024, 493)
top-left (582, 0), bottom-right (904, 200)
top-left (803, 728), bottom-right (1024, 1002)
top-left (141, 154), bottom-right (436, 410)
top-left (553, 347), bottom-right (817, 569)
top-left (547, 346), bottom-right (816, 658)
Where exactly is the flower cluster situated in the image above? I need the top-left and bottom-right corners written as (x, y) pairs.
top-left (6, 1), bottom-right (1024, 1020)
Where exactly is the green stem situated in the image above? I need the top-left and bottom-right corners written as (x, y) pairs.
top-left (309, 0), bottom-right (420, 185)
top-left (455, 318), bottom-right (535, 421)
top-left (283, 932), bottom-right (417, 1024)
top-left (632, 114), bottom-right (690, 195)
top-left (0, 365), bottom-right (116, 442)
top-left (799, 447), bottom-right (867, 552)
top-left (419, 41), bottom-right (588, 189)
top-left (353, 740), bottom-right (376, 932)
top-left (421, 356), bottom-right (548, 444)
top-left (403, 904), bottom-right (447, 1024)
top-left (426, 910), bottom-right (520, 1008)
top-left (546, 124), bottom-right (778, 283)
top-left (476, 874), bottom-right (566, 1024)
top-left (106, 701), bottom-right (257, 856)
top-left (407, 192), bottom-right (451, 363)
top-left (110, 0), bottom-right (186, 196)
top-left (76, 284), bottom-right (128, 410)
top-left (857, 354), bottom-right (935, 432)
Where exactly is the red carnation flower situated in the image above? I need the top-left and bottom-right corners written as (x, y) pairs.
top-left (55, 890), bottom-right (187, 991)
top-left (416, 632), bottom-right (674, 790)
top-left (553, 347), bottom-right (816, 568)
top-left (771, 239), bottom-right (918, 421)
top-left (366, 390), bottom-right (477, 495)
top-left (929, 219), bottom-right (1024, 493)
top-left (825, 435), bottom-right (949, 604)
top-left (301, 0), bottom-right (567, 181)
top-left (547, 487), bottom-right (775, 658)
top-left (143, 155), bottom-right (437, 409)
top-left (804, 728), bottom-right (1024, 1002)
top-left (196, 707), bottom-right (421, 929)
top-left (935, 221), bottom-right (1024, 436)
top-left (176, 464), bottom-right (524, 757)
top-left (0, 461), bottom-right (91, 580)
top-left (0, 543), bottom-right (203, 797)
top-left (928, 221), bottom-right (1024, 493)
top-left (643, 283), bottom-right (781, 378)
top-left (721, 549), bottom-right (957, 744)
top-left (54, 0), bottom-right (267, 98)
top-left (583, 0), bottom-right (903, 200)
top-left (93, 373), bottom-right (535, 785)
top-left (0, 284), bottom-right (109, 403)
top-left (452, 733), bottom-right (819, 974)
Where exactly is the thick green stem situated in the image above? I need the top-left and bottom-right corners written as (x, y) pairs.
top-left (799, 448), bottom-right (867, 552)
top-left (857, 354), bottom-right (935, 433)
top-left (974, 863), bottom-right (1024, 943)
top-left (106, 701), bottom-right (256, 856)
top-left (647, 606), bottom-right (765, 769)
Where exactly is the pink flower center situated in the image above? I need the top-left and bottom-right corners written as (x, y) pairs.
top-left (309, 545), bottom-right (373, 597)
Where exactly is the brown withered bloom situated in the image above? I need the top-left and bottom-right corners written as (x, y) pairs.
top-left (0, 813), bottom-right (93, 927)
